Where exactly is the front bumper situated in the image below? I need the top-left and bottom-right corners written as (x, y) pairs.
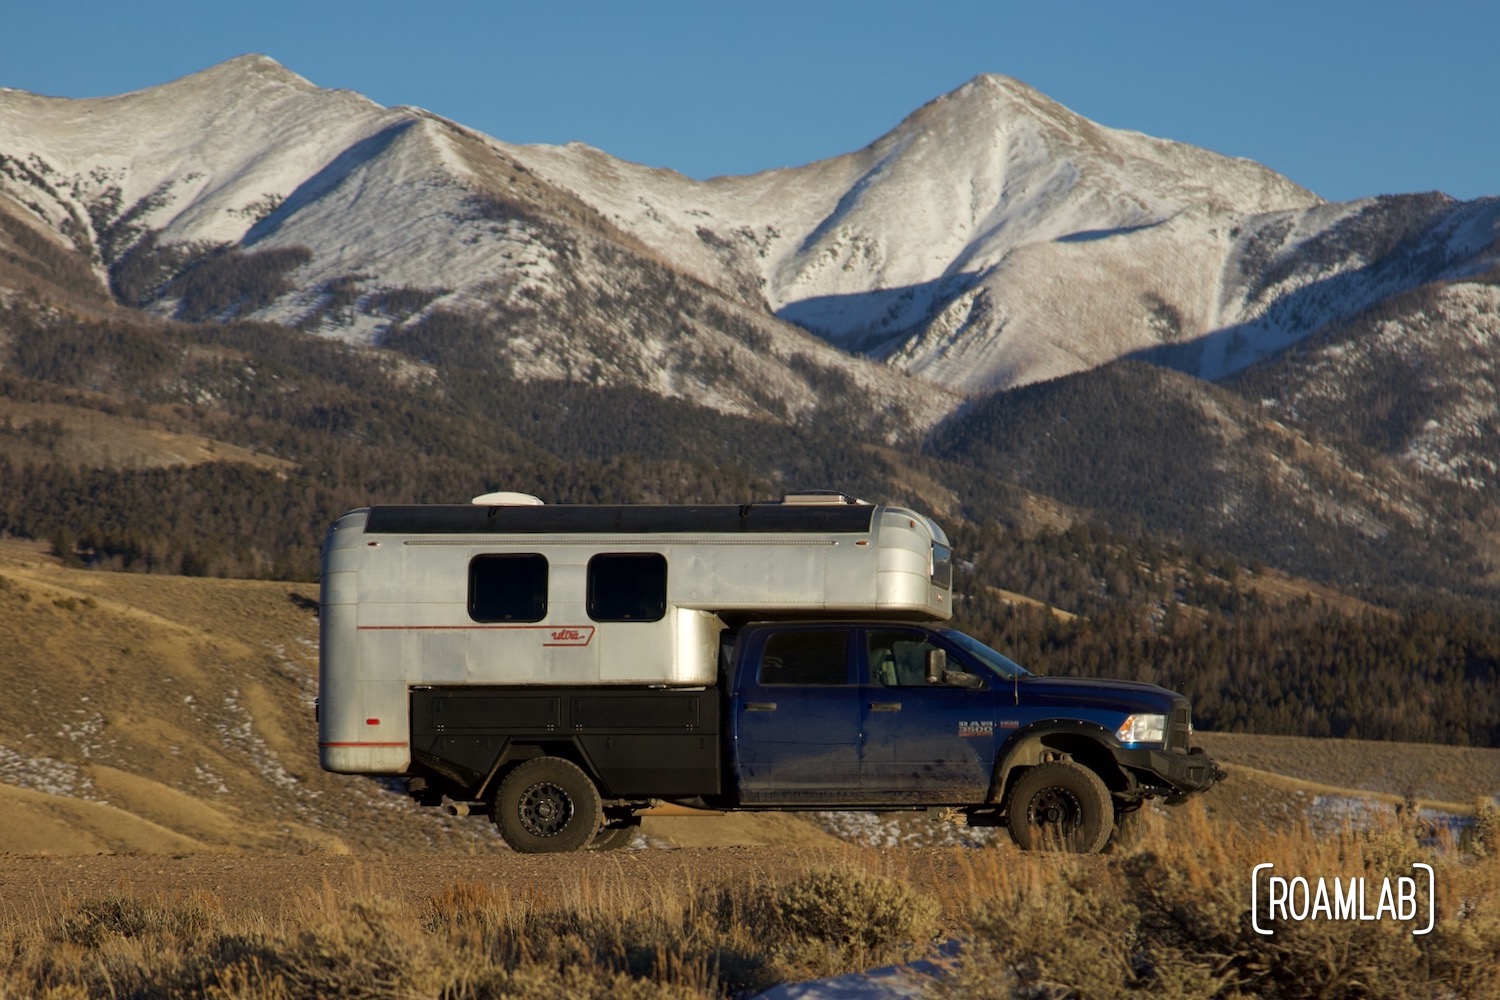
top-left (1113, 745), bottom-right (1225, 803)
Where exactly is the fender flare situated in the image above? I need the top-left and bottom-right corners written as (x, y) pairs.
top-left (989, 720), bottom-right (1130, 806)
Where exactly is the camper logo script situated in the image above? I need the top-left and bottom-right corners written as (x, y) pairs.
top-left (545, 627), bottom-right (595, 646)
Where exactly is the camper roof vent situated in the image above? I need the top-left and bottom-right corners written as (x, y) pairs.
top-left (470, 491), bottom-right (545, 506)
top-left (780, 491), bottom-right (869, 506)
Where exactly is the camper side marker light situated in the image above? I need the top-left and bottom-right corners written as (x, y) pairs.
top-left (366, 718), bottom-right (380, 726)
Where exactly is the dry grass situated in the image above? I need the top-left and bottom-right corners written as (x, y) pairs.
top-left (0, 857), bottom-right (937, 998)
top-left (0, 395), bottom-right (297, 473)
top-left (937, 802), bottom-right (1500, 999)
top-left (1195, 731), bottom-right (1500, 808)
top-left (1232, 565), bottom-right (1393, 618)
top-left (1, 808), bottom-right (1495, 998)
top-left (991, 586), bottom-right (1079, 621)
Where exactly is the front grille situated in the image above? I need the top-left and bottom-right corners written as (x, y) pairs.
top-left (1168, 700), bottom-right (1192, 752)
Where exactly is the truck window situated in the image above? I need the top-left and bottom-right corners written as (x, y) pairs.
top-left (867, 630), bottom-right (943, 687)
top-left (468, 553), bottom-right (548, 622)
top-left (759, 631), bottom-right (849, 685)
top-left (587, 553), bottom-right (667, 622)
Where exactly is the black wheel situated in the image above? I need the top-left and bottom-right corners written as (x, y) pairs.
top-left (588, 824), bottom-right (638, 851)
top-left (1006, 760), bottom-right (1113, 853)
top-left (493, 757), bottom-right (601, 853)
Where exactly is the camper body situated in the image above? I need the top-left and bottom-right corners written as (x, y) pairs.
top-left (318, 494), bottom-right (1220, 853)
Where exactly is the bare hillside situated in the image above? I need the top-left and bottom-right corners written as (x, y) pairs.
top-left (0, 540), bottom-right (491, 853)
top-left (0, 395), bottom-right (295, 471)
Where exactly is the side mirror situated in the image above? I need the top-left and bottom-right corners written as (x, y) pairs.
top-left (925, 648), bottom-right (946, 684)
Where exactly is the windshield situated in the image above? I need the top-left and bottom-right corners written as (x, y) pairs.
top-left (939, 629), bottom-right (1032, 679)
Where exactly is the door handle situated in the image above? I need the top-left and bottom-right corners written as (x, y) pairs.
top-left (869, 702), bottom-right (902, 712)
top-left (745, 702), bottom-right (777, 712)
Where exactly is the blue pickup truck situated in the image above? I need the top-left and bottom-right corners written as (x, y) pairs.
top-left (320, 494), bottom-right (1222, 853)
top-left (406, 618), bottom-right (1222, 853)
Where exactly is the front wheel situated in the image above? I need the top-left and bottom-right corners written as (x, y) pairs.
top-left (493, 757), bottom-right (601, 853)
top-left (1006, 760), bottom-right (1113, 854)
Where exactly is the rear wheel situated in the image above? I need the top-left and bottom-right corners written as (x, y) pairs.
top-left (493, 757), bottom-right (601, 854)
top-left (1006, 760), bottom-right (1113, 854)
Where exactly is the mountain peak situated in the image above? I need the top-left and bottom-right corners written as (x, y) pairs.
top-left (160, 53), bottom-right (320, 97)
top-left (917, 72), bottom-right (1077, 130)
top-left (215, 53), bottom-right (289, 73)
top-left (958, 72), bottom-right (1047, 102)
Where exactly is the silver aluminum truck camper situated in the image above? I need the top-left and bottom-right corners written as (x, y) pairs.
top-left (319, 491), bottom-right (1222, 854)
top-left (319, 492), bottom-right (953, 778)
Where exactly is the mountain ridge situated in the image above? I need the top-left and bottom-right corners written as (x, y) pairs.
top-left (497, 70), bottom-right (1327, 391)
top-left (2, 55), bottom-right (962, 432)
top-left (3, 55), bottom-right (1496, 405)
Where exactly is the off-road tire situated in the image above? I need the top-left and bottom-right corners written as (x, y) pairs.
top-left (1005, 760), bottom-right (1114, 854)
top-left (493, 757), bottom-right (601, 854)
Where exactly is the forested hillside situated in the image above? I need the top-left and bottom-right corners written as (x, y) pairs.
top-left (0, 302), bottom-right (904, 579)
top-left (930, 359), bottom-right (1494, 598)
top-left (954, 521), bottom-right (1500, 746)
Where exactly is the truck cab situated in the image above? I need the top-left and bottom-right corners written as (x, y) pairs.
top-left (724, 620), bottom-right (1221, 851)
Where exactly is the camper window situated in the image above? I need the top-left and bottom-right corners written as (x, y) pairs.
top-left (468, 553), bottom-right (548, 622)
top-left (586, 553), bottom-right (667, 622)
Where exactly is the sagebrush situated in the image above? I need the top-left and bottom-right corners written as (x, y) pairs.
top-left (3, 803), bottom-right (1495, 998)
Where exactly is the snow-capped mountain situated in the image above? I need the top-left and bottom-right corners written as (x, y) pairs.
top-left (1, 55), bottom-right (1497, 409)
top-left (508, 75), bottom-right (1500, 393)
top-left (0, 55), bottom-right (956, 431)
top-left (503, 74), bottom-right (1319, 390)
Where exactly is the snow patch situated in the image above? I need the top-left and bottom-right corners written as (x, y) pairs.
top-left (0, 744), bottom-right (99, 799)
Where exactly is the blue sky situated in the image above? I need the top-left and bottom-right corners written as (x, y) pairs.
top-left (4, 1), bottom-right (1495, 202)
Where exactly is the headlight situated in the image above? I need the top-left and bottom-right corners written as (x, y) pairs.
top-left (1115, 713), bottom-right (1167, 744)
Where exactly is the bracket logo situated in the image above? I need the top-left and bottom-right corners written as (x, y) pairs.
top-left (1251, 862), bottom-right (1435, 936)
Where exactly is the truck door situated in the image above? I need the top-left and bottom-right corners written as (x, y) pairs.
top-left (732, 626), bottom-right (862, 803)
top-left (859, 627), bottom-right (995, 801)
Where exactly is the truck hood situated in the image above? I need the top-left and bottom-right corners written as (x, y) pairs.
top-left (1017, 676), bottom-right (1180, 715)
